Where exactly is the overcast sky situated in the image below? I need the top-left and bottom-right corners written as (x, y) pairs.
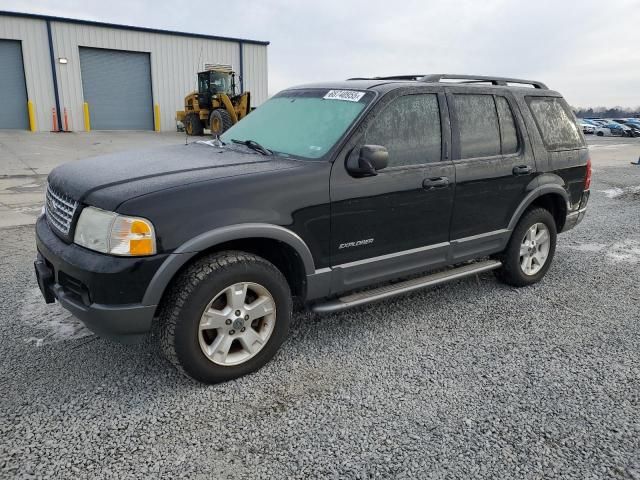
top-left (5, 0), bottom-right (640, 107)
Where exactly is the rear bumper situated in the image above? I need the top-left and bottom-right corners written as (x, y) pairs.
top-left (35, 216), bottom-right (166, 343)
top-left (562, 190), bottom-right (590, 233)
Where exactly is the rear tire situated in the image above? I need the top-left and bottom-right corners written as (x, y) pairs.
top-left (494, 208), bottom-right (557, 287)
top-left (209, 109), bottom-right (233, 136)
top-left (596, 131), bottom-right (604, 137)
top-left (185, 113), bottom-right (204, 136)
top-left (159, 251), bottom-right (292, 384)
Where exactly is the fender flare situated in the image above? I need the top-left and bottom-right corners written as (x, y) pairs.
top-left (507, 183), bottom-right (569, 232)
top-left (142, 223), bottom-right (316, 306)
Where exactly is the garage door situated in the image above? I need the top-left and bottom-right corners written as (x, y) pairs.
top-left (79, 47), bottom-right (153, 130)
top-left (0, 40), bottom-right (29, 130)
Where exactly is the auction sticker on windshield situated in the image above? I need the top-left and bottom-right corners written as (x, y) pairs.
top-left (323, 90), bottom-right (366, 102)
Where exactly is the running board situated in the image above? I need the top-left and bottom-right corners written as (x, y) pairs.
top-left (311, 259), bottom-right (502, 313)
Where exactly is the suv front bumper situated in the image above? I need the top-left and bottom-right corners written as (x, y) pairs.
top-left (35, 216), bottom-right (168, 343)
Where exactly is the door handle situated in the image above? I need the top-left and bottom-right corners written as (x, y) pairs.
top-left (422, 176), bottom-right (450, 189)
top-left (512, 165), bottom-right (533, 176)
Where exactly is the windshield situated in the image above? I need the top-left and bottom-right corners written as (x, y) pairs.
top-left (220, 89), bottom-right (373, 159)
top-left (210, 72), bottom-right (232, 93)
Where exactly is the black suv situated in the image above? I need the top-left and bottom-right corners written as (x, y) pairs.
top-left (35, 74), bottom-right (591, 383)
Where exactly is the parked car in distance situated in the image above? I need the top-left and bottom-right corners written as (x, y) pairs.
top-left (623, 122), bottom-right (640, 137)
top-left (593, 125), bottom-right (617, 137)
top-left (35, 74), bottom-right (591, 383)
top-left (611, 119), bottom-right (640, 136)
top-left (579, 121), bottom-right (595, 134)
top-left (610, 122), bottom-right (633, 137)
top-left (588, 119), bottom-right (628, 136)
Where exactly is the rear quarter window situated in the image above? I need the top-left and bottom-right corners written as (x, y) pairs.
top-left (527, 97), bottom-right (585, 151)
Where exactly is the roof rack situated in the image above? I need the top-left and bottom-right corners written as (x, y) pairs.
top-left (419, 74), bottom-right (548, 89)
top-left (347, 75), bottom-right (428, 81)
top-left (346, 74), bottom-right (548, 89)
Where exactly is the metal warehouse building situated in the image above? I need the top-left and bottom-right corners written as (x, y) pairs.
top-left (0, 11), bottom-right (269, 132)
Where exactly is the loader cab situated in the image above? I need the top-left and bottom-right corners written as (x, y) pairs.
top-left (197, 70), bottom-right (235, 106)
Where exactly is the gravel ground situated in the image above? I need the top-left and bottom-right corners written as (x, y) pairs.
top-left (1, 150), bottom-right (639, 479)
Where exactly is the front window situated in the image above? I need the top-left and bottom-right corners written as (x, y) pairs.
top-left (220, 89), bottom-right (374, 159)
top-left (209, 72), bottom-right (231, 93)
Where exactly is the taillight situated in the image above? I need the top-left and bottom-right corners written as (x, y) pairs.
top-left (584, 157), bottom-right (592, 190)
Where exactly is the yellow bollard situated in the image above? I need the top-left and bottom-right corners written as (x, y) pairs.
top-left (27, 100), bottom-right (37, 132)
top-left (154, 104), bottom-right (161, 132)
top-left (83, 102), bottom-right (91, 132)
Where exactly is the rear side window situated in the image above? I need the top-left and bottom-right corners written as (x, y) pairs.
top-left (527, 97), bottom-right (584, 150)
top-left (496, 96), bottom-right (519, 154)
top-left (364, 93), bottom-right (441, 167)
top-left (453, 94), bottom-right (501, 159)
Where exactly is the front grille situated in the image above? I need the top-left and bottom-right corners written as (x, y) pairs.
top-left (45, 183), bottom-right (78, 236)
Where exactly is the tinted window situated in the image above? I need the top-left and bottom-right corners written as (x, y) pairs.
top-left (496, 96), bottom-right (519, 154)
top-left (454, 94), bottom-right (501, 158)
top-left (527, 97), bottom-right (584, 150)
top-left (364, 94), bottom-right (441, 167)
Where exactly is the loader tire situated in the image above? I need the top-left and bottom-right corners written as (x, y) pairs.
top-left (210, 109), bottom-right (233, 136)
top-left (185, 113), bottom-right (204, 136)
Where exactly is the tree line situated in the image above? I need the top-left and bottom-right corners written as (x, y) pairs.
top-left (571, 106), bottom-right (640, 118)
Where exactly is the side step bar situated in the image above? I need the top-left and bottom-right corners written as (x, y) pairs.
top-left (311, 259), bottom-right (502, 313)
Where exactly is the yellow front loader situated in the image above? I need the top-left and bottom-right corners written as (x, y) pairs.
top-left (176, 65), bottom-right (250, 136)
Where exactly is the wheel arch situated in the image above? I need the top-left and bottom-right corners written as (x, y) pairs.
top-left (143, 224), bottom-right (315, 307)
top-left (507, 182), bottom-right (569, 233)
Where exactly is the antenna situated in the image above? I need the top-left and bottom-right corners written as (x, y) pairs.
top-left (195, 45), bottom-right (204, 86)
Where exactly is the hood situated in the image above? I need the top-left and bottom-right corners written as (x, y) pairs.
top-left (47, 143), bottom-right (300, 210)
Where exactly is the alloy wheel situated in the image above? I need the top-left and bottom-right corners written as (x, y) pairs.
top-left (198, 282), bottom-right (276, 366)
top-left (519, 222), bottom-right (551, 276)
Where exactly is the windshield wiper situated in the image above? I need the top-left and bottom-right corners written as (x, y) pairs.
top-left (231, 139), bottom-right (272, 156)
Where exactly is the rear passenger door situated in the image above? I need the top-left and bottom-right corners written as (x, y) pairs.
top-left (447, 90), bottom-right (535, 260)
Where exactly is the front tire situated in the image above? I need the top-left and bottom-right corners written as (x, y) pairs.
top-left (159, 251), bottom-right (292, 384)
top-left (495, 208), bottom-right (557, 287)
top-left (185, 113), bottom-right (204, 136)
top-left (209, 109), bottom-right (233, 136)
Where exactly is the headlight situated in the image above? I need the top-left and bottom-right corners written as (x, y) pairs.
top-left (73, 206), bottom-right (156, 256)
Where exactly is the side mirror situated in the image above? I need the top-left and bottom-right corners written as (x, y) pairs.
top-left (346, 145), bottom-right (389, 177)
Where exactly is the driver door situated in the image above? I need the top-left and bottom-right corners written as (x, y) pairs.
top-left (329, 88), bottom-right (455, 292)
top-left (197, 72), bottom-right (211, 106)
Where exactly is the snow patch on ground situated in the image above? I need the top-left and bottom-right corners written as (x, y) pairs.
top-left (599, 187), bottom-right (625, 198)
top-left (21, 288), bottom-right (92, 346)
top-left (598, 185), bottom-right (640, 199)
top-left (607, 240), bottom-right (640, 264)
top-left (567, 240), bottom-right (640, 263)
top-left (568, 242), bottom-right (607, 252)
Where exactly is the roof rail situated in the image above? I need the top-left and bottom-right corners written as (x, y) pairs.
top-left (347, 75), bottom-right (427, 81)
top-left (419, 74), bottom-right (548, 89)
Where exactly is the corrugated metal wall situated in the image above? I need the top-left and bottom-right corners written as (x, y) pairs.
top-left (0, 15), bottom-right (55, 131)
top-left (0, 13), bottom-right (269, 132)
top-left (242, 43), bottom-right (269, 107)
